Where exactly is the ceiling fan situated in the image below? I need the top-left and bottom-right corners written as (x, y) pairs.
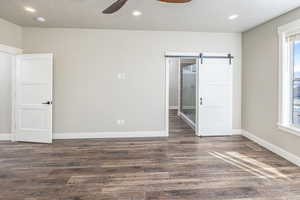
top-left (102, 0), bottom-right (192, 14)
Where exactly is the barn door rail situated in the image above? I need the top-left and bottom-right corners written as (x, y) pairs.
top-left (165, 53), bottom-right (234, 65)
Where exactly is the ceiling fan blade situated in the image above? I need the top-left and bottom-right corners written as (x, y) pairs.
top-left (102, 0), bottom-right (128, 14)
top-left (158, 0), bottom-right (192, 3)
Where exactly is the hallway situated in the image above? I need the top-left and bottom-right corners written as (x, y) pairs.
top-left (169, 109), bottom-right (195, 138)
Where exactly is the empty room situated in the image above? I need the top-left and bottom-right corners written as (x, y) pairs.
top-left (1, 0), bottom-right (300, 199)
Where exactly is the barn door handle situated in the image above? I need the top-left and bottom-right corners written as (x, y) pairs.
top-left (42, 101), bottom-right (52, 105)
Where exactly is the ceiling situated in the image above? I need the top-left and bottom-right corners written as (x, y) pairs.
top-left (0, 0), bottom-right (300, 32)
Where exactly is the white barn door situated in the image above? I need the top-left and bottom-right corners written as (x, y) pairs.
top-left (197, 57), bottom-right (232, 136)
top-left (15, 54), bottom-right (53, 143)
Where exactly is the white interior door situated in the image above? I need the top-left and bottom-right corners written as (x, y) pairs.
top-left (197, 57), bottom-right (232, 136)
top-left (15, 54), bottom-right (53, 143)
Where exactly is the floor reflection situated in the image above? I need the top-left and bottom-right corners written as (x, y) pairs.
top-left (209, 151), bottom-right (291, 181)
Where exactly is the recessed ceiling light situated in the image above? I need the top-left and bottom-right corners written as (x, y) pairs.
top-left (228, 14), bottom-right (239, 20)
top-left (36, 17), bottom-right (46, 22)
top-left (24, 6), bottom-right (36, 13)
top-left (132, 10), bottom-right (142, 16)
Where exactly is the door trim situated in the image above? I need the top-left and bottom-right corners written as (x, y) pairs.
top-left (165, 57), bottom-right (170, 136)
top-left (0, 44), bottom-right (22, 55)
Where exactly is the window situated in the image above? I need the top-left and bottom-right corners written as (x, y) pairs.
top-left (278, 19), bottom-right (300, 136)
top-left (292, 41), bottom-right (300, 125)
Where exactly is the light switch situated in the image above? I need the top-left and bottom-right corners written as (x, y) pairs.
top-left (117, 73), bottom-right (126, 80)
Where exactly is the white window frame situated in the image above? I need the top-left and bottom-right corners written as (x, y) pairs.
top-left (278, 19), bottom-right (300, 137)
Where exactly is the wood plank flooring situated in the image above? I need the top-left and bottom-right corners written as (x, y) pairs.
top-left (0, 111), bottom-right (300, 199)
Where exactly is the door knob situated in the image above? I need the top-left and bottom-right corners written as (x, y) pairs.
top-left (42, 101), bottom-right (52, 105)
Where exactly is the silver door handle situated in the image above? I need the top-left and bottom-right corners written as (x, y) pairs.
top-left (200, 97), bottom-right (203, 105)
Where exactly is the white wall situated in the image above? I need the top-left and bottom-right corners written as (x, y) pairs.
top-left (242, 8), bottom-right (300, 157)
top-left (0, 18), bottom-right (22, 48)
top-left (22, 28), bottom-right (241, 135)
top-left (0, 52), bottom-right (12, 134)
top-left (169, 58), bottom-right (179, 108)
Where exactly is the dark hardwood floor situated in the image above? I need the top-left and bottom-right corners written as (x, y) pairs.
top-left (0, 111), bottom-right (300, 199)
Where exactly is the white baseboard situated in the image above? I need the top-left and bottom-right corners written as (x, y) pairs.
top-left (0, 133), bottom-right (11, 141)
top-left (54, 131), bottom-right (168, 140)
top-left (242, 130), bottom-right (300, 167)
top-left (182, 106), bottom-right (196, 109)
top-left (169, 106), bottom-right (178, 110)
top-left (232, 129), bottom-right (243, 135)
top-left (198, 129), bottom-right (242, 136)
top-left (178, 112), bottom-right (195, 130)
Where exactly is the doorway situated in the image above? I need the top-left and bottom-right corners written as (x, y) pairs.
top-left (165, 52), bottom-right (233, 137)
top-left (179, 58), bottom-right (197, 129)
top-left (167, 56), bottom-right (198, 137)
